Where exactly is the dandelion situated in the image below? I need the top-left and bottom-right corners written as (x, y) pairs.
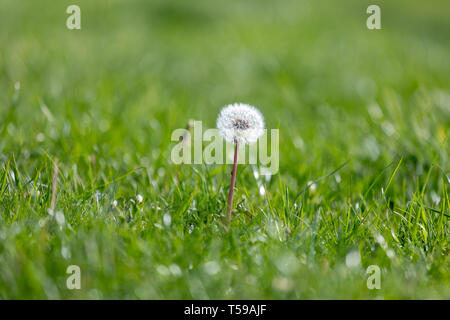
top-left (217, 103), bottom-right (264, 224)
top-left (136, 194), bottom-right (143, 204)
top-left (217, 103), bottom-right (264, 144)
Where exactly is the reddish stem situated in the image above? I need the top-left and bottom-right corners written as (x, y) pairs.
top-left (226, 142), bottom-right (239, 223)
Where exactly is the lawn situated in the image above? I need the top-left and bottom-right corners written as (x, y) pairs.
top-left (0, 0), bottom-right (449, 299)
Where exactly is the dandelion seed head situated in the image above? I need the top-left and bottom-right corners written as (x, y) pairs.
top-left (217, 103), bottom-right (264, 144)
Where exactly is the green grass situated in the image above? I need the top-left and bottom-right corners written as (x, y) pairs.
top-left (0, 0), bottom-right (449, 299)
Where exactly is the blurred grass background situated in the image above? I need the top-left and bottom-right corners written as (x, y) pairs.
top-left (0, 0), bottom-right (449, 299)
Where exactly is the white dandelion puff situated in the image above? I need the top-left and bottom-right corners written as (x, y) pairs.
top-left (217, 103), bottom-right (264, 144)
top-left (217, 103), bottom-right (265, 224)
top-left (136, 194), bottom-right (143, 204)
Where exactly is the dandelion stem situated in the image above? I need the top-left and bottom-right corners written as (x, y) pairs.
top-left (226, 141), bottom-right (239, 224)
top-left (50, 158), bottom-right (59, 214)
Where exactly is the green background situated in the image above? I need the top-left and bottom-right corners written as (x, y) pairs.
top-left (0, 0), bottom-right (449, 298)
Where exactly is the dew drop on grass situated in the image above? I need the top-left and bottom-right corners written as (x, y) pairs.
top-left (430, 191), bottom-right (441, 205)
top-left (38, 218), bottom-right (46, 228)
top-left (275, 253), bottom-right (298, 275)
top-left (294, 136), bottom-right (305, 150)
top-left (157, 168), bottom-right (165, 177)
top-left (99, 119), bottom-right (110, 132)
top-left (156, 265), bottom-right (170, 276)
top-left (335, 174), bottom-right (341, 184)
top-left (376, 234), bottom-right (387, 250)
top-left (94, 191), bottom-right (103, 205)
top-left (272, 277), bottom-right (293, 292)
top-left (150, 119), bottom-right (160, 130)
top-left (55, 211), bottom-right (65, 226)
top-left (204, 261), bottom-right (220, 275)
top-left (87, 289), bottom-right (103, 299)
top-left (381, 121), bottom-right (395, 136)
top-left (345, 250), bottom-right (361, 268)
top-left (169, 264), bottom-right (182, 276)
top-left (61, 246), bottom-right (71, 259)
top-left (246, 275), bottom-right (257, 285)
top-left (308, 181), bottom-right (317, 193)
top-left (259, 185), bottom-right (265, 196)
top-left (368, 103), bottom-right (383, 119)
top-left (253, 167), bottom-right (260, 180)
top-left (36, 133), bottom-right (45, 142)
top-left (386, 249), bottom-right (395, 259)
top-left (163, 213), bottom-right (171, 226)
top-left (153, 223), bottom-right (163, 230)
top-left (188, 278), bottom-right (208, 299)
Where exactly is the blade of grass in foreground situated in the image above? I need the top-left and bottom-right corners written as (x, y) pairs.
top-left (293, 160), bottom-right (349, 205)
